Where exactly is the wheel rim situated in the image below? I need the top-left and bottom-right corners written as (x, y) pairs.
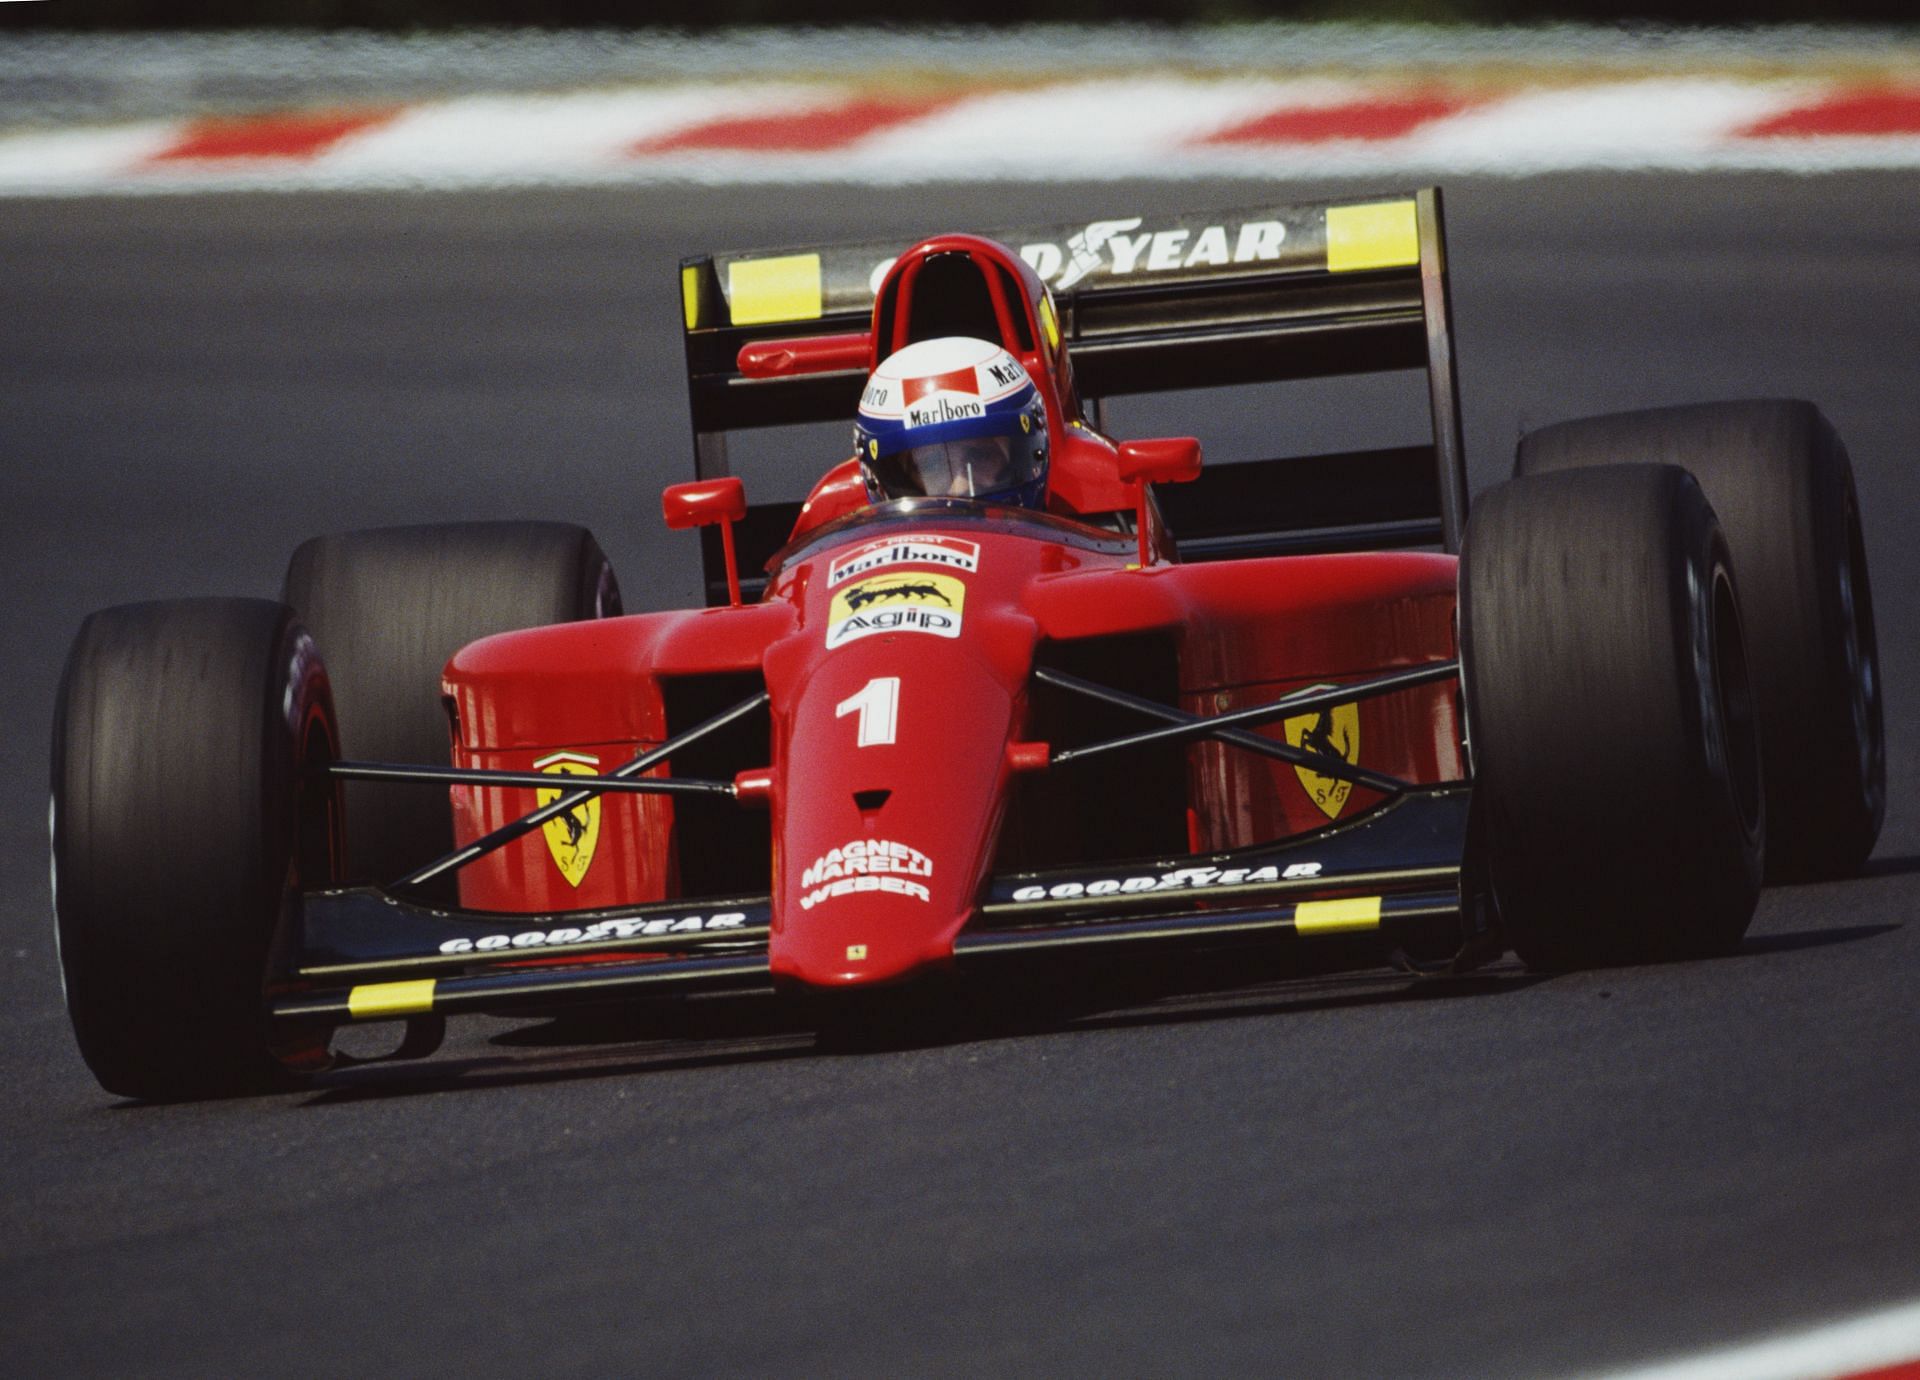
top-left (1837, 488), bottom-right (1884, 810)
top-left (1712, 567), bottom-right (1764, 842)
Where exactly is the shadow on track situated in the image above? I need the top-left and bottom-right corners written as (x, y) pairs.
top-left (292, 957), bottom-right (1550, 1104)
top-left (1735, 922), bottom-right (1901, 957)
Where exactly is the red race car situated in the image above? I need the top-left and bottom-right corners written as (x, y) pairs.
top-left (52, 189), bottom-right (1883, 1099)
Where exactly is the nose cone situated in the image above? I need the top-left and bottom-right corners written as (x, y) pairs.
top-left (769, 637), bottom-right (1018, 986)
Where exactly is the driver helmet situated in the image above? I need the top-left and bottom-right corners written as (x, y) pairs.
top-left (854, 336), bottom-right (1050, 509)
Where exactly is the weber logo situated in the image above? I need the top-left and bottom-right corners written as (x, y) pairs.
top-left (800, 839), bottom-right (933, 911)
top-left (828, 535), bottom-right (981, 586)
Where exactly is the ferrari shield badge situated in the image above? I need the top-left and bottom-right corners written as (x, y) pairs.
top-left (535, 752), bottom-right (601, 888)
top-left (1283, 694), bottom-right (1360, 821)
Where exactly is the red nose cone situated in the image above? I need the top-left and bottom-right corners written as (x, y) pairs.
top-left (769, 638), bottom-right (1016, 985)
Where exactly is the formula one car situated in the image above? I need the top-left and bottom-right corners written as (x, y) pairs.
top-left (51, 189), bottom-right (1884, 1099)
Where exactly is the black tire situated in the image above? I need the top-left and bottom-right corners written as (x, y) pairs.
top-left (282, 522), bottom-right (620, 890)
top-left (52, 598), bottom-right (340, 1100)
top-left (1517, 400), bottom-right (1883, 879)
top-left (1461, 465), bottom-right (1764, 970)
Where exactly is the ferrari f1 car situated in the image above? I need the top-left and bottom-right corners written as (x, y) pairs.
top-left (51, 189), bottom-right (1884, 1099)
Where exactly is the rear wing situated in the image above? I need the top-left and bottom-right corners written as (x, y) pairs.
top-left (679, 187), bottom-right (1467, 605)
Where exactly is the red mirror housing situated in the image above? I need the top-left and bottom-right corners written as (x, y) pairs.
top-left (662, 478), bottom-right (748, 606)
top-left (1113, 438), bottom-right (1201, 568)
top-left (1115, 437), bottom-right (1203, 487)
top-left (662, 477), bottom-right (747, 531)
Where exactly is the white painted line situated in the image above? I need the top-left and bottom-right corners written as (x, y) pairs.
top-left (1572, 1296), bottom-right (1920, 1380)
top-left (851, 76), bottom-right (1362, 177)
top-left (2, 77), bottom-right (1920, 194)
top-left (1409, 78), bottom-right (1816, 172)
top-left (0, 123), bottom-right (177, 187)
top-left (321, 85), bottom-right (817, 178)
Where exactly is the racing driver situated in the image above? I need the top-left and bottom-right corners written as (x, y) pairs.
top-left (854, 336), bottom-right (1050, 508)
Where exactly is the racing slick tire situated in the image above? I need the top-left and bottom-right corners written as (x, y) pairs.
top-left (282, 522), bottom-right (621, 890)
top-left (1516, 400), bottom-right (1882, 880)
top-left (1460, 465), bottom-right (1764, 970)
top-left (51, 598), bottom-right (339, 1100)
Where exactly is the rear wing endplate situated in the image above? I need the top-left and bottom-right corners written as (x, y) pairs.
top-left (679, 188), bottom-right (1466, 604)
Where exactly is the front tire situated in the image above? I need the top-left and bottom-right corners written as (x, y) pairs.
top-left (1461, 465), bottom-right (1764, 970)
top-left (52, 598), bottom-right (339, 1099)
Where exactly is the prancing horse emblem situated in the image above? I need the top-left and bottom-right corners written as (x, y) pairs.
top-left (1283, 691), bottom-right (1361, 821)
top-left (535, 752), bottom-right (601, 888)
top-left (844, 579), bottom-right (952, 612)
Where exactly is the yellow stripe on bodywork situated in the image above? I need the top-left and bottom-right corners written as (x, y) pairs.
top-left (1293, 895), bottom-right (1383, 935)
top-left (727, 253), bottom-right (823, 326)
top-left (681, 265), bottom-right (702, 330)
top-left (347, 979), bottom-right (437, 1019)
top-left (1326, 201), bottom-right (1420, 273)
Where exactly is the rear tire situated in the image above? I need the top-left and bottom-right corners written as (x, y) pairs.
top-left (1461, 466), bottom-right (1764, 970)
top-left (282, 522), bottom-right (620, 889)
top-left (1517, 400), bottom-right (1882, 879)
top-left (51, 598), bottom-right (339, 1100)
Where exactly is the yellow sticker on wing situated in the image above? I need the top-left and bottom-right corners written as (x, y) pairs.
top-left (1326, 201), bottom-right (1420, 273)
top-left (727, 253), bottom-right (824, 326)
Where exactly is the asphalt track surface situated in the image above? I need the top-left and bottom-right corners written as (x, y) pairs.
top-left (2, 174), bottom-right (1918, 1378)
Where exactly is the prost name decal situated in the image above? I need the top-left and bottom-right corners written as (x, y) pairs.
top-left (1010, 861), bottom-right (1322, 904)
top-left (828, 535), bottom-right (982, 586)
top-left (800, 839), bottom-right (933, 910)
top-left (826, 571), bottom-right (965, 649)
top-left (437, 911), bottom-right (750, 955)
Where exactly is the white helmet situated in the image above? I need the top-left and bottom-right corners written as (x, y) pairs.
top-left (854, 337), bottom-right (1049, 508)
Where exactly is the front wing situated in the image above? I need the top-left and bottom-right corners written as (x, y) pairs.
top-left (270, 784), bottom-right (1476, 1040)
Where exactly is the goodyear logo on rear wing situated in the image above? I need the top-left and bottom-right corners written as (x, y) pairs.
top-left (808, 202), bottom-right (1422, 314)
top-left (826, 572), bottom-right (965, 649)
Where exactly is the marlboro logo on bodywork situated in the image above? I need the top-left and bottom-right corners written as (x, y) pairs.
top-left (535, 752), bottom-right (601, 887)
top-left (826, 572), bottom-right (965, 648)
top-left (828, 535), bottom-right (981, 586)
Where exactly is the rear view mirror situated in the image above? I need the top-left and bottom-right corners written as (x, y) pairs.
top-left (1115, 438), bottom-right (1203, 488)
top-left (1113, 438), bottom-right (1202, 567)
top-left (662, 477), bottom-right (747, 531)
top-left (662, 478), bottom-right (748, 606)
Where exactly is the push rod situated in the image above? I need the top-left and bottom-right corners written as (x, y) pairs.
top-left (1039, 661), bottom-right (1457, 786)
top-left (391, 690), bottom-right (770, 892)
top-left (329, 761), bottom-right (734, 797)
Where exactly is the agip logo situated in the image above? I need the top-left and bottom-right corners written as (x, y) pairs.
top-left (534, 752), bottom-right (601, 887)
top-left (826, 572), bottom-right (965, 648)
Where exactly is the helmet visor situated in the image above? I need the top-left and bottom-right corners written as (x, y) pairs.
top-left (868, 428), bottom-right (1046, 502)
